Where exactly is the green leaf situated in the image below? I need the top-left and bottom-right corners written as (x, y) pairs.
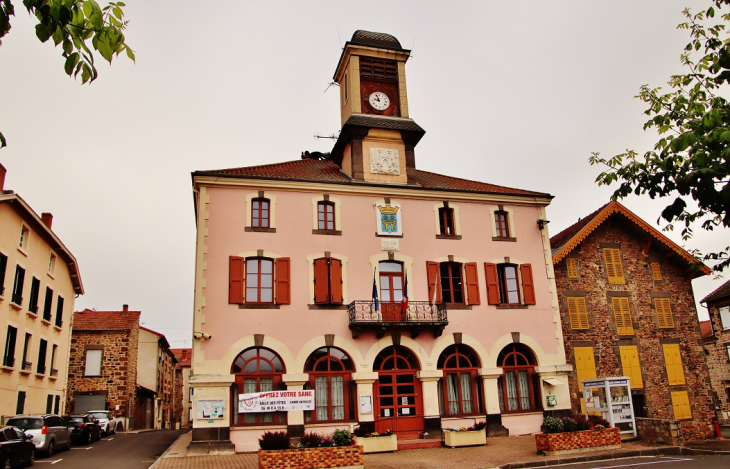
top-left (0, 130), bottom-right (6, 149)
top-left (64, 52), bottom-right (79, 75)
top-left (35, 22), bottom-right (51, 42)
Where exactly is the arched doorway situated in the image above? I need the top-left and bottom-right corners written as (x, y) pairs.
top-left (373, 345), bottom-right (423, 435)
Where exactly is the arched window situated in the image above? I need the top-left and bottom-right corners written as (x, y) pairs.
top-left (252, 198), bottom-right (270, 228)
top-left (304, 347), bottom-right (354, 422)
top-left (231, 347), bottom-right (285, 425)
top-left (497, 344), bottom-right (538, 413)
top-left (438, 344), bottom-right (482, 416)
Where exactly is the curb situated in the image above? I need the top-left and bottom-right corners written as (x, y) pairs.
top-left (500, 447), bottom-right (683, 469)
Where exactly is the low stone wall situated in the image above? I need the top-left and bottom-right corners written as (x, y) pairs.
top-left (259, 446), bottom-right (364, 469)
top-left (535, 428), bottom-right (620, 455)
top-left (636, 418), bottom-right (682, 446)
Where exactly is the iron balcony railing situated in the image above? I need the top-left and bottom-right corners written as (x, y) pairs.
top-left (348, 301), bottom-right (448, 338)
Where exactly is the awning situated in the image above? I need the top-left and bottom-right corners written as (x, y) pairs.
top-left (543, 378), bottom-right (564, 386)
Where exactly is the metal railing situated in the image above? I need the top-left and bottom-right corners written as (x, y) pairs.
top-left (348, 301), bottom-right (447, 325)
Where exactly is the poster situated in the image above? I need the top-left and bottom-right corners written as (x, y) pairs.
top-left (197, 399), bottom-right (225, 419)
top-left (238, 390), bottom-right (315, 413)
top-left (359, 396), bottom-right (373, 415)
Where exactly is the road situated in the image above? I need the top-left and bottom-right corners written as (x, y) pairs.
top-left (34, 429), bottom-right (187, 469)
top-left (552, 455), bottom-right (730, 469)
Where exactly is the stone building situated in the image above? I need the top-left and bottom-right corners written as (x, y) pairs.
top-left (551, 201), bottom-right (714, 441)
top-left (171, 348), bottom-right (192, 428)
top-left (699, 279), bottom-right (730, 424)
top-left (0, 164), bottom-right (84, 420)
top-left (137, 327), bottom-right (176, 430)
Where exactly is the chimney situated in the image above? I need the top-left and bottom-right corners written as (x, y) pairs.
top-left (123, 304), bottom-right (129, 312)
top-left (0, 163), bottom-right (6, 191)
top-left (41, 212), bottom-right (53, 229)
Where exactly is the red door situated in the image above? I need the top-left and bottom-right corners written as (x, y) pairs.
top-left (373, 346), bottom-right (423, 436)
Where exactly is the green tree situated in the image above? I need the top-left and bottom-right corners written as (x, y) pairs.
top-left (0, 0), bottom-right (134, 148)
top-left (590, 0), bottom-right (730, 272)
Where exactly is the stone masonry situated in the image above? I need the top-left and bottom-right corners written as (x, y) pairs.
top-left (700, 279), bottom-right (730, 424)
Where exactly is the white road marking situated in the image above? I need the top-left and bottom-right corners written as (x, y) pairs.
top-left (51, 459), bottom-right (63, 465)
top-left (572, 457), bottom-right (695, 469)
top-left (35, 459), bottom-right (62, 464)
top-left (70, 447), bottom-right (93, 450)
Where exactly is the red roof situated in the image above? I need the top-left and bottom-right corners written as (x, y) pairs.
top-left (701, 279), bottom-right (730, 304)
top-left (699, 320), bottom-right (714, 339)
top-left (550, 202), bottom-right (610, 250)
top-left (194, 159), bottom-right (551, 197)
top-left (73, 309), bottom-right (140, 331)
top-left (171, 348), bottom-right (192, 367)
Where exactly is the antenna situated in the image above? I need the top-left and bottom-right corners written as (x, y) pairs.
top-left (411, 36), bottom-right (416, 59)
top-left (324, 82), bottom-right (338, 93)
top-left (337, 28), bottom-right (343, 49)
top-left (313, 133), bottom-right (339, 140)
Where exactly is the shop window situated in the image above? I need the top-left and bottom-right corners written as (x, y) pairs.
top-left (603, 248), bottom-right (625, 284)
top-left (438, 344), bottom-right (482, 416)
top-left (619, 346), bottom-right (643, 389)
top-left (313, 258), bottom-right (343, 305)
top-left (655, 298), bottom-right (675, 328)
top-left (612, 297), bottom-right (634, 335)
top-left (232, 347), bottom-right (286, 425)
top-left (567, 297), bottom-right (589, 329)
top-left (304, 347), bottom-right (354, 422)
top-left (484, 263), bottom-right (535, 306)
top-left (497, 343), bottom-right (538, 413)
top-left (228, 256), bottom-right (290, 305)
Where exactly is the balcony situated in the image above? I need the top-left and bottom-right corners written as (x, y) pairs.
top-left (348, 301), bottom-right (448, 339)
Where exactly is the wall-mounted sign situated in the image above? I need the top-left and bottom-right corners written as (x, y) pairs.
top-left (197, 399), bottom-right (225, 419)
top-left (238, 390), bottom-right (315, 413)
top-left (370, 148), bottom-right (400, 175)
top-left (359, 396), bottom-right (372, 415)
top-left (375, 203), bottom-right (402, 236)
top-left (381, 239), bottom-right (399, 251)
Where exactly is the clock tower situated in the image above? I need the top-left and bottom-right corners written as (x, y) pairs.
top-left (331, 30), bottom-right (425, 184)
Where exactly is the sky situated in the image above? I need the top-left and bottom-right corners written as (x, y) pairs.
top-left (0, 1), bottom-right (726, 348)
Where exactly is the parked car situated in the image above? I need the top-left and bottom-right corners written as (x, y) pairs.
top-left (87, 411), bottom-right (118, 435)
top-left (5, 415), bottom-right (70, 457)
top-left (65, 415), bottom-right (101, 445)
top-left (0, 426), bottom-right (35, 468)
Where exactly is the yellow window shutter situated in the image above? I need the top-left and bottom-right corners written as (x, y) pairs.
top-left (651, 262), bottom-right (662, 280)
top-left (612, 297), bottom-right (634, 335)
top-left (663, 344), bottom-right (686, 385)
top-left (566, 258), bottom-right (578, 278)
top-left (671, 391), bottom-right (692, 419)
top-left (619, 346), bottom-right (643, 389)
top-left (574, 347), bottom-right (597, 391)
top-left (655, 298), bottom-right (674, 328)
top-left (604, 248), bottom-right (625, 284)
top-left (567, 297), bottom-right (589, 329)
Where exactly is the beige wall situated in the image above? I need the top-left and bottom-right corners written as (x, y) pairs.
top-left (137, 329), bottom-right (159, 393)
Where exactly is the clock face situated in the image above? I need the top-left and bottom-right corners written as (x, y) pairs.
top-left (368, 91), bottom-right (391, 111)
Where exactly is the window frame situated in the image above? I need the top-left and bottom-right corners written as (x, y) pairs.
top-left (18, 224), bottom-right (30, 252)
top-left (439, 262), bottom-right (465, 305)
top-left (251, 197), bottom-right (270, 229)
top-left (317, 201), bottom-right (336, 231)
top-left (720, 306), bottom-right (730, 330)
top-left (84, 348), bottom-right (103, 376)
top-left (603, 248), bottom-right (625, 284)
top-left (494, 210), bottom-right (510, 238)
top-left (438, 344), bottom-right (482, 417)
top-left (37, 338), bottom-right (47, 374)
top-left (497, 344), bottom-right (538, 414)
top-left (611, 297), bottom-right (634, 335)
top-left (567, 296), bottom-right (589, 330)
top-left (304, 346), bottom-right (355, 423)
top-left (245, 257), bottom-right (275, 304)
top-left (48, 252), bottom-right (57, 277)
top-left (379, 261), bottom-right (404, 303)
top-left (55, 296), bottom-right (65, 327)
top-left (11, 265), bottom-right (25, 306)
top-left (28, 277), bottom-right (41, 314)
top-left (438, 207), bottom-right (456, 236)
top-left (42, 287), bottom-right (53, 321)
top-left (497, 264), bottom-right (521, 305)
top-left (3, 325), bottom-right (18, 368)
top-left (655, 298), bottom-right (675, 328)
top-left (313, 257), bottom-right (343, 305)
top-left (0, 251), bottom-right (7, 297)
top-left (232, 347), bottom-right (286, 426)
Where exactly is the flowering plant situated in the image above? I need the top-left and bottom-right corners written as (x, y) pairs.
top-left (353, 426), bottom-right (393, 438)
top-left (445, 421), bottom-right (487, 432)
top-left (542, 415), bottom-right (611, 434)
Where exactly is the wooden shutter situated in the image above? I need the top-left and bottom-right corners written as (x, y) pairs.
top-left (655, 298), bottom-right (674, 328)
top-left (567, 297), bottom-right (589, 330)
top-left (566, 258), bottom-right (578, 278)
top-left (611, 297), bottom-right (634, 335)
top-left (229, 256), bottom-right (244, 304)
top-left (671, 391), bottom-right (692, 419)
top-left (520, 264), bottom-right (536, 305)
top-left (275, 257), bottom-right (291, 305)
top-left (464, 262), bottom-right (480, 305)
top-left (329, 259), bottom-right (343, 304)
top-left (573, 347), bottom-right (597, 391)
top-left (484, 263), bottom-right (500, 305)
top-left (603, 248), bottom-right (625, 284)
top-left (619, 345), bottom-right (644, 389)
top-left (651, 262), bottom-right (662, 280)
top-left (663, 344), bottom-right (686, 385)
top-left (426, 261), bottom-right (442, 303)
top-left (313, 258), bottom-right (329, 304)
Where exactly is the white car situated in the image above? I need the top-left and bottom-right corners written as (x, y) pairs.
top-left (87, 411), bottom-right (119, 436)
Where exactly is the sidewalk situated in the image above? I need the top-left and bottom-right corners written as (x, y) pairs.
top-left (152, 431), bottom-right (689, 469)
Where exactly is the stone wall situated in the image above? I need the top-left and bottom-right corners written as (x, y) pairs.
top-left (636, 417), bottom-right (683, 446)
top-left (554, 214), bottom-right (714, 442)
top-left (258, 446), bottom-right (364, 469)
top-left (703, 301), bottom-right (730, 424)
top-left (535, 427), bottom-right (620, 455)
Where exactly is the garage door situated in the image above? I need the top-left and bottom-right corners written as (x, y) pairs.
top-left (74, 393), bottom-right (107, 413)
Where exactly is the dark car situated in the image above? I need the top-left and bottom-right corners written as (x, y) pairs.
top-left (65, 415), bottom-right (102, 445)
top-left (0, 426), bottom-right (35, 468)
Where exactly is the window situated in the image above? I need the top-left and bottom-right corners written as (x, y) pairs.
top-left (42, 287), bottom-right (53, 321)
top-left (0, 252), bottom-right (7, 297)
top-left (650, 262), bottom-right (662, 280)
top-left (247, 258), bottom-right (273, 303)
top-left (497, 344), bottom-right (538, 413)
top-left (16, 391), bottom-right (25, 415)
top-left (566, 258), bottom-right (578, 279)
top-left (721, 306), bottom-right (730, 330)
top-left (611, 297), bottom-right (634, 335)
top-left (37, 339), bottom-right (47, 374)
top-left (655, 298), bottom-right (675, 328)
top-left (438, 207), bottom-right (455, 236)
top-left (54, 395), bottom-right (60, 414)
top-left (46, 395), bottom-right (53, 413)
top-left (567, 297), bottom-right (589, 329)
top-left (663, 344), bottom-right (686, 385)
top-left (21, 333), bottom-right (31, 371)
top-left (440, 262), bottom-right (464, 304)
top-left (85, 349), bottom-right (102, 376)
top-left (484, 263), bottom-right (535, 306)
top-left (251, 198), bottom-right (270, 228)
top-left (671, 391), bottom-right (692, 419)
top-left (619, 346), bottom-right (643, 389)
top-left (313, 258), bottom-right (343, 304)
top-left (379, 261), bottom-right (404, 303)
top-left (305, 347), bottom-right (354, 422)
top-left (228, 256), bottom-right (290, 305)
top-left (495, 211), bottom-right (510, 238)
top-left (48, 252), bottom-right (57, 276)
top-left (603, 248), bottom-right (625, 284)
top-left (11, 265), bottom-right (25, 305)
top-left (232, 347), bottom-right (286, 425)
top-left (28, 277), bottom-right (40, 313)
top-left (317, 201), bottom-right (335, 231)
top-left (50, 344), bottom-right (57, 376)
top-left (55, 296), bottom-right (64, 327)
top-left (19, 225), bottom-right (29, 251)
top-left (573, 347), bottom-right (597, 392)
top-left (438, 344), bottom-right (482, 416)
top-left (3, 326), bottom-right (17, 367)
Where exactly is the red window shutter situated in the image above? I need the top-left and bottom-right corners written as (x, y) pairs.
top-left (229, 256), bottom-right (245, 304)
top-left (313, 258), bottom-right (329, 304)
top-left (464, 262), bottom-right (481, 305)
top-left (275, 257), bottom-right (291, 305)
top-left (484, 263), bottom-right (500, 305)
top-left (520, 264), bottom-right (536, 305)
top-left (426, 261), bottom-right (442, 303)
top-left (329, 259), bottom-right (343, 304)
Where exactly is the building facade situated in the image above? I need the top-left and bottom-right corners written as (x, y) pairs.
top-left (551, 201), bottom-right (714, 441)
top-left (138, 327), bottom-right (176, 430)
top-left (189, 31), bottom-right (572, 452)
top-left (171, 348), bottom-right (192, 428)
top-left (0, 164), bottom-right (83, 421)
top-left (699, 279), bottom-right (730, 424)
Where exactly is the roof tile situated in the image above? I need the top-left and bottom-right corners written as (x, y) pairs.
top-left (699, 320), bottom-right (714, 339)
top-left (73, 309), bottom-right (140, 331)
top-left (701, 278), bottom-right (730, 304)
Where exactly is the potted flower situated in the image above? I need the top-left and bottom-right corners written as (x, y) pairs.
top-left (443, 421), bottom-right (487, 448)
top-left (352, 427), bottom-right (398, 453)
top-left (535, 415), bottom-right (621, 455)
top-left (258, 429), bottom-right (363, 469)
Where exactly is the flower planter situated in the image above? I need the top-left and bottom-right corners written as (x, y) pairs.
top-left (443, 428), bottom-right (487, 448)
top-left (258, 445), bottom-right (364, 469)
top-left (535, 427), bottom-right (621, 455)
top-left (354, 434), bottom-right (398, 453)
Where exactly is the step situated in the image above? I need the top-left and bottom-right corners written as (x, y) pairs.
top-left (397, 439), bottom-right (443, 450)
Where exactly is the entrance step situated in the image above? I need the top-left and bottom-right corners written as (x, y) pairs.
top-left (395, 431), bottom-right (421, 440)
top-left (397, 439), bottom-right (442, 450)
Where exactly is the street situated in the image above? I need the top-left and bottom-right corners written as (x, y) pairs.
top-left (551, 455), bottom-right (730, 469)
top-left (34, 429), bottom-right (186, 469)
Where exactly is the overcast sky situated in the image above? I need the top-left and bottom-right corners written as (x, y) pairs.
top-left (0, 1), bottom-right (725, 348)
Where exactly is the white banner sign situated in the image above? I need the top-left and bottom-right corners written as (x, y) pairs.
top-left (238, 390), bottom-right (315, 413)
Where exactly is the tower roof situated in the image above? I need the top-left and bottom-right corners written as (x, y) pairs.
top-left (349, 30), bottom-right (405, 51)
